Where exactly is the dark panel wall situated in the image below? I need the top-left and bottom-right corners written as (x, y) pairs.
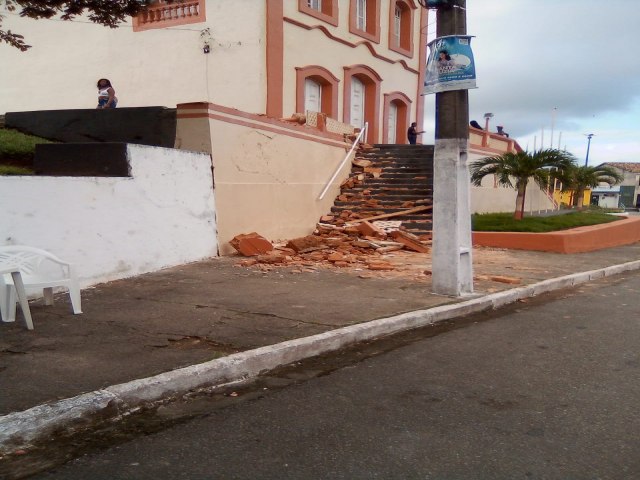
top-left (34, 143), bottom-right (130, 177)
top-left (5, 107), bottom-right (177, 148)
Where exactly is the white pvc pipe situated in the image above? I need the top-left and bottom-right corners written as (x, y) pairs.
top-left (317, 122), bottom-right (368, 201)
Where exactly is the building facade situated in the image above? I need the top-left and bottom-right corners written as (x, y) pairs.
top-left (1, 0), bottom-right (428, 145)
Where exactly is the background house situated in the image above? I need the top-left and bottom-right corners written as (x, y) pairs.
top-left (599, 163), bottom-right (640, 209)
top-left (589, 185), bottom-right (620, 209)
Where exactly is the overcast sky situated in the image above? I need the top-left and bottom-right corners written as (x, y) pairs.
top-left (422, 0), bottom-right (640, 165)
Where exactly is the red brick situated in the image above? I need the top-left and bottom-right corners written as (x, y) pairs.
top-left (367, 262), bottom-right (395, 271)
top-left (229, 233), bottom-right (273, 256)
top-left (286, 235), bottom-right (326, 253)
top-left (256, 252), bottom-right (287, 264)
top-left (352, 158), bottom-right (373, 168)
top-left (357, 221), bottom-right (386, 238)
top-left (489, 275), bottom-right (521, 285)
top-left (327, 252), bottom-right (345, 262)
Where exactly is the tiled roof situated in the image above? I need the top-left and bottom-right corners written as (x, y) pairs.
top-left (602, 162), bottom-right (640, 173)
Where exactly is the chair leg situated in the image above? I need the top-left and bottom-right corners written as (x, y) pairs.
top-left (43, 287), bottom-right (54, 306)
top-left (0, 284), bottom-right (15, 323)
top-left (10, 272), bottom-right (33, 330)
top-left (69, 285), bottom-right (82, 314)
top-left (6, 285), bottom-right (17, 323)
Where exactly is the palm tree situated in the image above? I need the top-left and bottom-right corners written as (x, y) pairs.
top-left (563, 165), bottom-right (623, 208)
top-left (470, 149), bottom-right (576, 220)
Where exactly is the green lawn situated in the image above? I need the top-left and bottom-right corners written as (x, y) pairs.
top-left (0, 164), bottom-right (33, 175)
top-left (0, 128), bottom-right (52, 157)
top-left (472, 211), bottom-right (623, 233)
top-left (0, 128), bottom-right (53, 174)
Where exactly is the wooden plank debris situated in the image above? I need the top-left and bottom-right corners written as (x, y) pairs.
top-left (346, 205), bottom-right (432, 224)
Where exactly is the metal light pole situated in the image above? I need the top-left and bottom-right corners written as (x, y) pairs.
top-left (427, 0), bottom-right (473, 296)
top-left (584, 133), bottom-right (594, 167)
top-left (550, 107), bottom-right (557, 148)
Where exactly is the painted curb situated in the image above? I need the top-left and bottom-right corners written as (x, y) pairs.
top-left (2, 259), bottom-right (640, 453)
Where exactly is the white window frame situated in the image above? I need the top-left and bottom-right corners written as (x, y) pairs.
top-left (308, 0), bottom-right (322, 11)
top-left (304, 78), bottom-right (322, 114)
top-left (393, 5), bottom-right (402, 47)
top-left (356, 0), bottom-right (367, 31)
top-left (350, 77), bottom-right (365, 129)
top-left (387, 102), bottom-right (398, 144)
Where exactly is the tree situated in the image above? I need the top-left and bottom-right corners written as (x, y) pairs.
top-left (563, 164), bottom-right (623, 209)
top-left (470, 149), bottom-right (576, 220)
top-left (0, 0), bottom-right (150, 51)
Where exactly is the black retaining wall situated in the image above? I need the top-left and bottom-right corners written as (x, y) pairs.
top-left (34, 143), bottom-right (130, 177)
top-left (5, 107), bottom-right (177, 148)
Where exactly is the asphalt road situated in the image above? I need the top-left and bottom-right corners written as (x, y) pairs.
top-left (35, 271), bottom-right (640, 479)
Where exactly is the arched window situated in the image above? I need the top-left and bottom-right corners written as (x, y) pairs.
top-left (295, 66), bottom-right (340, 119)
top-left (383, 92), bottom-right (412, 144)
top-left (388, 0), bottom-right (416, 57)
top-left (349, 0), bottom-right (381, 43)
top-left (343, 65), bottom-right (383, 143)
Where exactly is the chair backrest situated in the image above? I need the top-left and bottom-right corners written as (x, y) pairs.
top-left (0, 246), bottom-right (62, 276)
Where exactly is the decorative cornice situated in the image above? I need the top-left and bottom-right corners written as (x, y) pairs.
top-left (283, 17), bottom-right (419, 75)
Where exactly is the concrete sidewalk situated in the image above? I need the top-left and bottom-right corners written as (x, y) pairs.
top-left (1, 244), bottom-right (640, 451)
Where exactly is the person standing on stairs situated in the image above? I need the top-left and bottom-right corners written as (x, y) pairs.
top-left (407, 122), bottom-right (425, 145)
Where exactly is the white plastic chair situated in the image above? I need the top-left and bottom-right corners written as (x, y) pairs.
top-left (0, 246), bottom-right (82, 323)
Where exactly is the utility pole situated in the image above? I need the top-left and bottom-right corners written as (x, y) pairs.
top-left (431, 0), bottom-right (473, 296)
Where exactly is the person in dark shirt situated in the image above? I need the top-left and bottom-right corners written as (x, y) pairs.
top-left (407, 122), bottom-right (425, 144)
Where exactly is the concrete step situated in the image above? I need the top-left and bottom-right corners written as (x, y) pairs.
top-left (330, 208), bottom-right (433, 218)
top-left (325, 144), bottom-right (434, 234)
top-left (351, 170), bottom-right (433, 180)
top-left (371, 144), bottom-right (435, 151)
top-left (335, 197), bottom-right (432, 204)
top-left (344, 188), bottom-right (432, 195)
top-left (357, 159), bottom-right (433, 164)
top-left (360, 179), bottom-right (433, 186)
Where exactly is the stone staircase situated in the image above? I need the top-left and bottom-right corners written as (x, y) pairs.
top-left (326, 144), bottom-right (434, 236)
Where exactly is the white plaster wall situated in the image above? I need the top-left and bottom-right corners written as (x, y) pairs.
top-left (595, 195), bottom-right (619, 209)
top-left (0, 1), bottom-right (265, 113)
top-left (0, 145), bottom-right (217, 287)
top-left (203, 120), bottom-right (351, 254)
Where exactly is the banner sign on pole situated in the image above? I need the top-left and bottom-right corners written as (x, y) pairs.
top-left (424, 35), bottom-right (476, 94)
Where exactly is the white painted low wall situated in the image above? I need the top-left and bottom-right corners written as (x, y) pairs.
top-left (468, 152), bottom-right (556, 215)
top-left (0, 145), bottom-right (217, 288)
